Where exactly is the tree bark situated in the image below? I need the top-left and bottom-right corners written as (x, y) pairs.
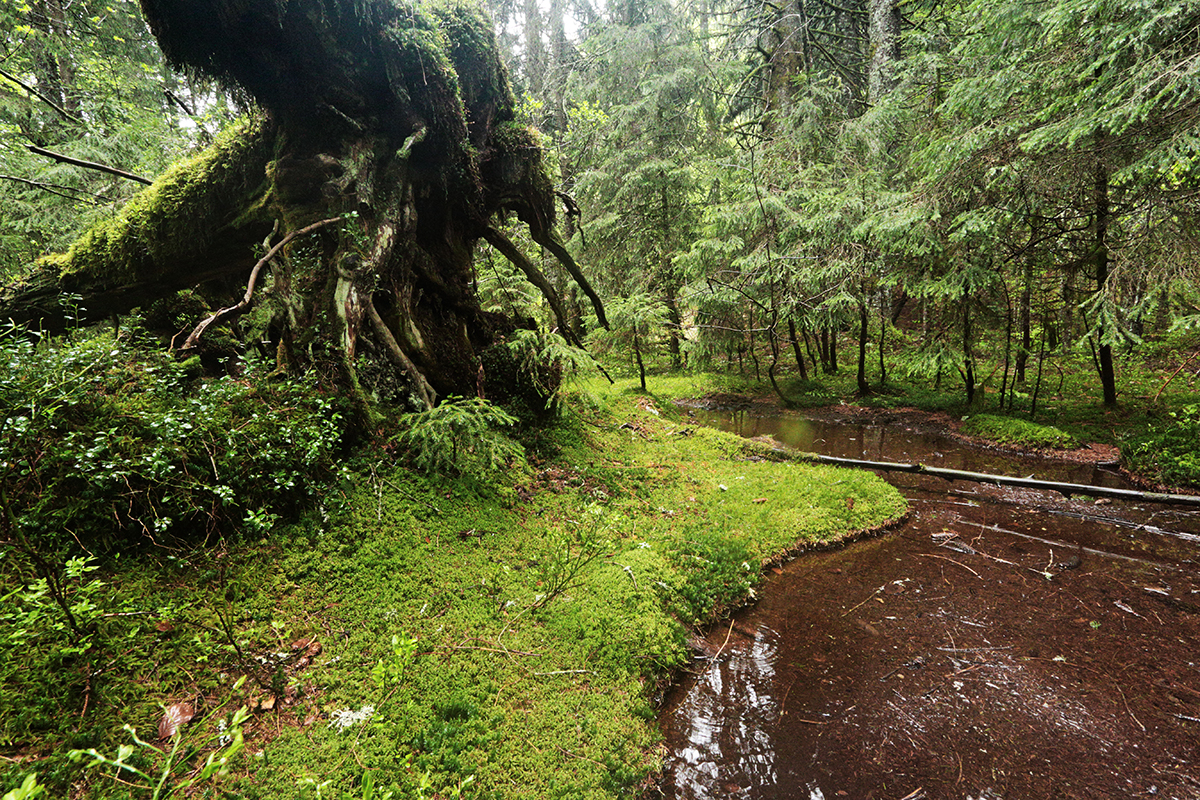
top-left (1094, 157), bottom-right (1117, 406)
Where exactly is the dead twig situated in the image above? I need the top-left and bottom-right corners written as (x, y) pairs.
top-left (181, 217), bottom-right (340, 349)
top-left (842, 583), bottom-right (886, 617)
top-left (918, 553), bottom-right (982, 577)
top-left (710, 619), bottom-right (736, 660)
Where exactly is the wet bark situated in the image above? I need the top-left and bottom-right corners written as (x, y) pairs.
top-left (857, 298), bottom-right (870, 396)
top-left (788, 318), bottom-right (808, 381)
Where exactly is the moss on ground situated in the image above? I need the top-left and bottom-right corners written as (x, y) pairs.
top-left (1, 376), bottom-right (904, 799)
top-left (959, 413), bottom-right (1077, 449)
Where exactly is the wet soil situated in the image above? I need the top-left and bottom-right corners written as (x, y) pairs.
top-left (660, 404), bottom-right (1200, 800)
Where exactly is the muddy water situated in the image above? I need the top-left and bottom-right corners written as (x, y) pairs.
top-left (660, 409), bottom-right (1200, 800)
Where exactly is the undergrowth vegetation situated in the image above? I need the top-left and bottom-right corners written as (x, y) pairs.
top-left (0, 325), bottom-right (906, 799)
top-left (0, 318), bottom-right (345, 552)
top-left (1123, 403), bottom-right (1200, 487)
top-left (959, 414), bottom-right (1077, 450)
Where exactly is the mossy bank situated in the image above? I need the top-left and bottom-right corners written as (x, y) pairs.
top-left (1, 369), bottom-right (904, 799)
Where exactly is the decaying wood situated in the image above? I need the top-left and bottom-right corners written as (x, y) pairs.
top-left (181, 216), bottom-right (340, 350)
top-left (792, 452), bottom-right (1200, 508)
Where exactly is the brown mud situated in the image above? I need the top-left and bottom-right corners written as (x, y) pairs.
top-left (659, 400), bottom-right (1200, 800)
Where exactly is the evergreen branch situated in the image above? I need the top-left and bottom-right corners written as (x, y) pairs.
top-left (0, 173), bottom-right (111, 203)
top-left (0, 66), bottom-right (85, 125)
top-left (26, 145), bottom-right (152, 185)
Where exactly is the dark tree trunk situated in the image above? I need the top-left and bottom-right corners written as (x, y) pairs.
top-left (1017, 231), bottom-right (1034, 384)
top-left (857, 299), bottom-right (870, 396)
top-left (962, 294), bottom-right (976, 405)
top-left (633, 325), bottom-right (647, 391)
top-left (1094, 158), bottom-right (1117, 406)
top-left (788, 318), bottom-right (808, 381)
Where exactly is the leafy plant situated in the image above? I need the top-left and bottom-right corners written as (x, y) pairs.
top-left (69, 685), bottom-right (249, 799)
top-left (393, 396), bottom-right (523, 477)
top-left (371, 633), bottom-right (419, 689)
top-left (1, 774), bottom-right (44, 800)
top-left (532, 506), bottom-right (607, 610)
top-left (1123, 404), bottom-right (1200, 488)
top-left (0, 320), bottom-right (345, 549)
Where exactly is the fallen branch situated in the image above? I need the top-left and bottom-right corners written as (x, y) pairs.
top-left (27, 145), bottom-right (151, 185)
top-left (180, 217), bottom-right (340, 350)
top-left (787, 451), bottom-right (1200, 508)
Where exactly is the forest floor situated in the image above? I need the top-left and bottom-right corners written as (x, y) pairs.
top-left (4, 378), bottom-right (908, 800)
top-left (657, 387), bottom-right (1200, 799)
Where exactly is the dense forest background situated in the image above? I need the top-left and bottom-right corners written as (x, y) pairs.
top-left (5, 0), bottom-right (1200, 415)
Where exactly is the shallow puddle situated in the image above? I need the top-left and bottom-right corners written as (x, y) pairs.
top-left (661, 408), bottom-right (1200, 799)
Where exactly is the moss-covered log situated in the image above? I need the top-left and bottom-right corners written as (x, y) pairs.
top-left (0, 0), bottom-right (603, 412)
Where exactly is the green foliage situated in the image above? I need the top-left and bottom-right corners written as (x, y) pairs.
top-left (960, 413), bottom-right (1077, 449)
top-left (69, 696), bottom-right (250, 798)
top-left (1123, 404), bottom-right (1200, 488)
top-left (393, 395), bottom-right (523, 477)
top-left (0, 320), bottom-right (345, 549)
top-left (532, 506), bottom-right (607, 610)
top-left (664, 529), bottom-right (757, 624)
top-left (504, 328), bottom-right (595, 406)
top-left (371, 633), bottom-right (419, 689)
top-left (1, 774), bottom-right (44, 800)
top-left (0, 555), bottom-right (105, 655)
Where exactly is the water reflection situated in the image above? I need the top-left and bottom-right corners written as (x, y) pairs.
top-left (669, 625), bottom-right (780, 798)
top-left (663, 405), bottom-right (1200, 798)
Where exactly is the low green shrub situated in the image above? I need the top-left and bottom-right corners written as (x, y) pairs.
top-left (0, 322), bottom-right (345, 550)
top-left (960, 413), bottom-right (1077, 449)
top-left (392, 396), bottom-right (523, 478)
top-left (1123, 403), bottom-right (1200, 488)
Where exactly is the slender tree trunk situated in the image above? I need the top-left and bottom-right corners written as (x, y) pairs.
top-left (1017, 248), bottom-right (1033, 384)
top-left (748, 309), bottom-right (761, 380)
top-left (1094, 157), bottom-right (1117, 406)
top-left (1000, 277), bottom-right (1013, 410)
top-left (1031, 319), bottom-right (1048, 419)
top-left (877, 294), bottom-right (887, 389)
top-left (803, 327), bottom-right (819, 375)
top-left (788, 318), bottom-right (809, 381)
top-left (828, 326), bottom-right (838, 374)
top-left (857, 299), bottom-right (870, 395)
top-left (633, 326), bottom-right (647, 391)
top-left (963, 294), bottom-right (976, 404)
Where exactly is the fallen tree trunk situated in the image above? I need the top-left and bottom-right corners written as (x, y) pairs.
top-left (782, 451), bottom-right (1200, 508)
